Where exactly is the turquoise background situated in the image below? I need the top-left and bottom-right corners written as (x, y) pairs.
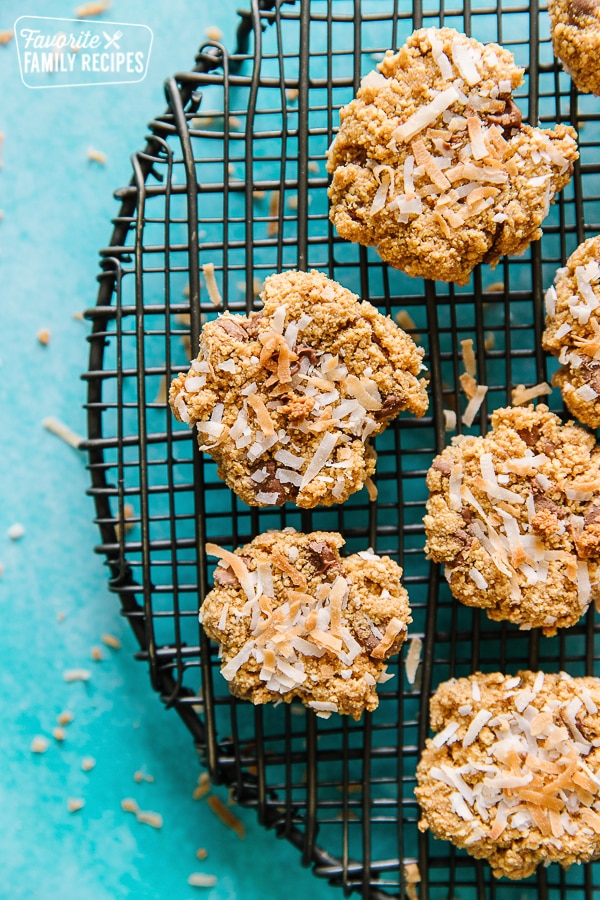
top-left (0, 2), bottom-right (333, 898)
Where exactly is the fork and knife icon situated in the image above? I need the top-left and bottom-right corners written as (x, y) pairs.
top-left (102, 30), bottom-right (123, 49)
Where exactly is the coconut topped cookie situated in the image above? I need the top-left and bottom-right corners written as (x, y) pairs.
top-left (201, 530), bottom-right (411, 719)
top-left (170, 270), bottom-right (428, 508)
top-left (327, 27), bottom-right (578, 284)
top-left (424, 404), bottom-right (600, 635)
top-left (543, 235), bottom-right (600, 428)
top-left (549, 0), bottom-right (600, 95)
top-left (416, 671), bottom-right (600, 879)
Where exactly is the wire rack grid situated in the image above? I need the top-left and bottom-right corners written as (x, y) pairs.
top-left (83, 1), bottom-right (600, 898)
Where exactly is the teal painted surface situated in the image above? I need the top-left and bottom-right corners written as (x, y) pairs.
top-left (0, 3), bottom-right (334, 898)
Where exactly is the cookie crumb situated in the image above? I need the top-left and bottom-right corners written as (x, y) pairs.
top-left (31, 736), bottom-right (49, 753)
top-left (205, 25), bottom-right (223, 41)
top-left (67, 798), bottom-right (85, 813)
top-left (81, 756), bottom-right (96, 771)
top-left (63, 668), bottom-right (91, 682)
top-left (37, 328), bottom-right (51, 345)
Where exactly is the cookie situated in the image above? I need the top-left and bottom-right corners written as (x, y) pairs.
top-left (424, 404), bottom-right (600, 635)
top-left (549, 0), bottom-right (600, 95)
top-left (200, 530), bottom-right (411, 719)
top-left (543, 235), bottom-right (600, 428)
top-left (416, 671), bottom-right (600, 879)
top-left (327, 27), bottom-right (578, 285)
top-left (170, 269), bottom-right (428, 508)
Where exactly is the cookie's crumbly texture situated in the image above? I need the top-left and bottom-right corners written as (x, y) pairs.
top-left (327, 27), bottom-right (578, 285)
top-left (200, 530), bottom-right (411, 719)
top-left (170, 270), bottom-right (427, 508)
top-left (424, 404), bottom-right (600, 635)
top-left (416, 671), bottom-right (600, 879)
top-left (543, 236), bottom-right (600, 427)
top-left (549, 0), bottom-right (600, 95)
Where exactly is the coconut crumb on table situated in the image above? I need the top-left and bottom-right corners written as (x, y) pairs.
top-left (195, 848), bottom-right (208, 861)
top-left (52, 727), bottom-right (66, 742)
top-left (57, 710), bottom-right (74, 726)
top-left (206, 795), bottom-right (245, 839)
top-left (31, 736), bottom-right (49, 753)
top-left (511, 382), bottom-right (552, 406)
top-left (81, 756), bottom-right (96, 771)
top-left (75, 1), bottom-right (111, 18)
top-left (67, 798), bottom-right (85, 813)
top-left (87, 147), bottom-right (106, 165)
top-left (7, 523), bottom-right (25, 540)
top-left (63, 668), bottom-right (91, 682)
top-left (37, 328), bottom-right (51, 345)
top-left (101, 633), bottom-right (121, 650)
top-left (42, 416), bottom-right (84, 449)
top-left (188, 873), bottom-right (217, 888)
top-left (0, 30), bottom-right (13, 45)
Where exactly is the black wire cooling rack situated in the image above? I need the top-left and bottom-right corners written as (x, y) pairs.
top-left (83, 2), bottom-right (600, 898)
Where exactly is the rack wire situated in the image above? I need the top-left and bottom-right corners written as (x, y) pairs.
top-left (83, 1), bottom-right (600, 897)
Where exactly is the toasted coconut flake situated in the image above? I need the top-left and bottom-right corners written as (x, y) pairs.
top-left (466, 117), bottom-right (488, 160)
top-left (188, 873), bottom-right (218, 888)
top-left (511, 382), bottom-right (552, 406)
top-left (459, 372), bottom-right (478, 401)
top-left (202, 263), bottom-right (222, 308)
top-left (391, 86), bottom-right (460, 143)
top-left (75, 0), bottom-right (111, 17)
top-left (300, 432), bottom-right (339, 490)
top-left (432, 720), bottom-right (460, 748)
top-left (469, 567), bottom-right (488, 590)
top-left (462, 384), bottom-right (488, 427)
top-left (444, 409), bottom-right (457, 431)
top-left (268, 190), bottom-right (280, 236)
top-left (412, 140), bottom-right (452, 191)
top-left (206, 544), bottom-right (255, 601)
top-left (460, 339), bottom-right (477, 377)
top-left (462, 709), bottom-right (493, 747)
top-left (43, 416), bottom-right (84, 449)
top-left (63, 668), bottom-right (91, 682)
top-left (345, 374), bottom-right (382, 411)
top-left (371, 617), bottom-right (405, 659)
top-left (207, 795), bottom-right (246, 838)
top-left (405, 636), bottom-right (423, 685)
top-left (246, 393), bottom-right (276, 437)
top-left (136, 810), bottom-right (163, 828)
top-left (451, 37), bottom-right (481, 85)
top-left (31, 736), bottom-right (49, 753)
top-left (370, 171), bottom-right (391, 216)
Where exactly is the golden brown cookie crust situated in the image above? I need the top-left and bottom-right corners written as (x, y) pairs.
top-left (416, 671), bottom-right (600, 879)
top-left (424, 404), bottom-right (600, 635)
top-left (327, 27), bottom-right (578, 285)
top-left (200, 530), bottom-right (412, 719)
top-left (170, 270), bottom-right (428, 508)
top-left (543, 235), bottom-right (600, 427)
top-left (549, 0), bottom-right (600, 95)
